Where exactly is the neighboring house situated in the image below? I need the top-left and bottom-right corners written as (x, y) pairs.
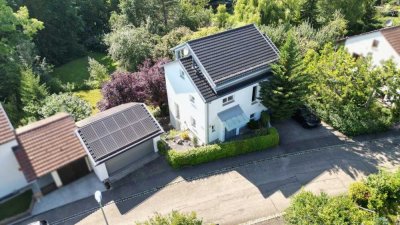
top-left (0, 104), bottom-right (28, 199)
top-left (343, 25), bottom-right (400, 67)
top-left (14, 113), bottom-right (91, 198)
top-left (164, 24), bottom-right (279, 144)
top-left (76, 103), bottom-right (164, 184)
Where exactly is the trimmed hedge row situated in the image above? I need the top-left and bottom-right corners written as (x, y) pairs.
top-left (162, 127), bottom-right (279, 169)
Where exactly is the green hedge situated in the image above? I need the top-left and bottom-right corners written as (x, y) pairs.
top-left (164, 127), bottom-right (279, 169)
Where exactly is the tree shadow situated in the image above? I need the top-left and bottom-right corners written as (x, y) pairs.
top-left (17, 122), bottom-right (400, 225)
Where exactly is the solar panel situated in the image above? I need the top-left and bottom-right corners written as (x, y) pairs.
top-left (77, 103), bottom-right (163, 162)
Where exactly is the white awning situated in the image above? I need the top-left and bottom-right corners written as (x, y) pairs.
top-left (217, 105), bottom-right (249, 131)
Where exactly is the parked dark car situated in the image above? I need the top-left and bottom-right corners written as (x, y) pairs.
top-left (292, 106), bottom-right (321, 128)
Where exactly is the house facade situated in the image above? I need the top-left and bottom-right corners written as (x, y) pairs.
top-left (0, 104), bottom-right (28, 199)
top-left (76, 103), bottom-right (164, 184)
top-left (164, 24), bottom-right (279, 144)
top-left (343, 25), bottom-right (400, 67)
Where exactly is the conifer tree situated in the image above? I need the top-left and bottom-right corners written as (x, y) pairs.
top-left (260, 34), bottom-right (309, 120)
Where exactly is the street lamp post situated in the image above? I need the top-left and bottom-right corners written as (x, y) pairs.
top-left (94, 190), bottom-right (109, 225)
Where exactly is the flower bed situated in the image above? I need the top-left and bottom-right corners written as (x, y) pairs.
top-left (159, 127), bottom-right (279, 169)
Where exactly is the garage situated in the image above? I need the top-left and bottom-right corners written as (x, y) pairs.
top-left (76, 103), bottom-right (164, 183)
top-left (58, 157), bottom-right (90, 185)
top-left (105, 139), bottom-right (154, 175)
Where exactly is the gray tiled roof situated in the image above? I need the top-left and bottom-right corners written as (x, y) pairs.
top-left (76, 103), bottom-right (163, 163)
top-left (180, 56), bottom-right (272, 102)
top-left (187, 24), bottom-right (279, 86)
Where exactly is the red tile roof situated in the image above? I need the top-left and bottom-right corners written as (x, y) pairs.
top-left (0, 104), bottom-right (15, 145)
top-left (15, 113), bottom-right (87, 182)
top-left (381, 26), bottom-right (400, 55)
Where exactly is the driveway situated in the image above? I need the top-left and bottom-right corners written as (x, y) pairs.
top-left (31, 173), bottom-right (105, 215)
top-left (18, 133), bottom-right (400, 225)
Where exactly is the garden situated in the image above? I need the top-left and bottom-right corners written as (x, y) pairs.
top-left (158, 112), bottom-right (280, 169)
top-left (285, 170), bottom-right (400, 225)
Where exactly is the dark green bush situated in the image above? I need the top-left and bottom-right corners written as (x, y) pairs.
top-left (247, 119), bottom-right (259, 129)
top-left (157, 140), bottom-right (169, 155)
top-left (166, 128), bottom-right (279, 169)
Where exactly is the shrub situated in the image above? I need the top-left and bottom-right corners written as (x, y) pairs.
top-left (180, 131), bottom-right (190, 140)
top-left (260, 111), bottom-right (271, 128)
top-left (157, 140), bottom-right (169, 155)
top-left (349, 181), bottom-right (370, 207)
top-left (247, 119), bottom-right (259, 130)
top-left (166, 128), bottom-right (279, 169)
top-left (137, 210), bottom-right (202, 225)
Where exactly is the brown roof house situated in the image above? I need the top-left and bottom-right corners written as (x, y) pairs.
top-left (14, 113), bottom-right (91, 197)
top-left (343, 25), bottom-right (400, 67)
top-left (76, 103), bottom-right (164, 184)
top-left (0, 104), bottom-right (28, 199)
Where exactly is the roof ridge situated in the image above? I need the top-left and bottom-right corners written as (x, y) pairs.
top-left (341, 25), bottom-right (400, 41)
top-left (188, 24), bottom-right (255, 44)
top-left (16, 112), bottom-right (71, 135)
top-left (76, 102), bottom-right (141, 128)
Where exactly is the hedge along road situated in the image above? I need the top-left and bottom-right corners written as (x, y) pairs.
top-left (19, 135), bottom-right (400, 225)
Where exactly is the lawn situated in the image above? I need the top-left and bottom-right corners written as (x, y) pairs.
top-left (74, 89), bottom-right (102, 115)
top-left (52, 52), bottom-right (116, 88)
top-left (0, 190), bottom-right (33, 221)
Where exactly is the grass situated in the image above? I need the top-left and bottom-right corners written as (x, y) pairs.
top-left (74, 89), bottom-right (102, 115)
top-left (0, 190), bottom-right (33, 221)
top-left (52, 52), bottom-right (116, 87)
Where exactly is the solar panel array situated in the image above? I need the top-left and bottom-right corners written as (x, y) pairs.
top-left (77, 104), bottom-right (162, 162)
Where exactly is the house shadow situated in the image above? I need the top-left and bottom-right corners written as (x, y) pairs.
top-left (18, 122), bottom-right (400, 225)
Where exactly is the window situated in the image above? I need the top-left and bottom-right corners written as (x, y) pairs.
top-left (189, 95), bottom-right (195, 104)
top-left (250, 113), bottom-right (255, 119)
top-left (252, 86), bottom-right (258, 102)
top-left (176, 47), bottom-right (189, 59)
top-left (180, 70), bottom-right (185, 79)
top-left (191, 117), bottom-right (196, 127)
top-left (211, 125), bottom-right (215, 132)
top-left (372, 39), bottom-right (379, 48)
top-left (222, 95), bottom-right (234, 106)
top-left (175, 103), bottom-right (180, 119)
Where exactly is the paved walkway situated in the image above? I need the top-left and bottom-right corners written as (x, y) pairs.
top-left (32, 173), bottom-right (105, 215)
top-left (19, 133), bottom-right (400, 225)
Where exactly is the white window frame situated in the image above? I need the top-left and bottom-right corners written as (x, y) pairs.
top-left (222, 95), bottom-right (234, 106)
top-left (180, 70), bottom-right (185, 79)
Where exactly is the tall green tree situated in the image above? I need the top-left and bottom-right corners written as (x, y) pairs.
top-left (212, 4), bottom-right (230, 28)
top-left (104, 25), bottom-right (155, 71)
top-left (77, 0), bottom-right (111, 51)
top-left (300, 0), bottom-right (319, 27)
top-left (260, 34), bottom-right (309, 120)
top-left (23, 0), bottom-right (85, 65)
top-left (19, 69), bottom-right (48, 123)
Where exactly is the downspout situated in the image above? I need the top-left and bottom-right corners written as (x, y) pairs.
top-left (205, 102), bottom-right (209, 144)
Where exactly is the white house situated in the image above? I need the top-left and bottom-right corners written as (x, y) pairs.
top-left (76, 103), bottom-right (164, 184)
top-left (343, 25), bottom-right (400, 67)
top-left (0, 104), bottom-right (28, 199)
top-left (164, 24), bottom-right (279, 144)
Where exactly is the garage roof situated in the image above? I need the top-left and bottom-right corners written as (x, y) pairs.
top-left (15, 113), bottom-right (87, 182)
top-left (0, 103), bottom-right (15, 145)
top-left (76, 103), bottom-right (164, 164)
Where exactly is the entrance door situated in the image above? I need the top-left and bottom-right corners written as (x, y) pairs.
top-left (57, 158), bottom-right (90, 185)
top-left (225, 128), bottom-right (237, 141)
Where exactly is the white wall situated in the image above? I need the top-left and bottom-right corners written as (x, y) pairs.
top-left (164, 61), bottom-right (207, 144)
top-left (344, 31), bottom-right (400, 67)
top-left (0, 140), bottom-right (28, 198)
top-left (93, 163), bottom-right (109, 182)
top-left (208, 83), bottom-right (267, 143)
